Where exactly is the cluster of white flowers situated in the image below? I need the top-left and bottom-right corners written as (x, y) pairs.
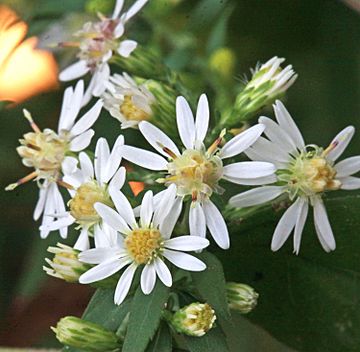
top-left (7, 0), bottom-right (360, 312)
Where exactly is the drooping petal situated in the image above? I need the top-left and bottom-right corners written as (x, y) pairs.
top-left (229, 186), bottom-right (285, 208)
top-left (163, 250), bottom-right (206, 271)
top-left (176, 96), bottom-right (196, 149)
top-left (74, 228), bottom-right (90, 251)
top-left (109, 188), bottom-right (136, 229)
top-left (334, 155), bottom-right (360, 177)
top-left (39, 213), bottom-right (75, 232)
top-left (114, 263), bottom-right (137, 305)
top-left (70, 100), bottom-right (103, 136)
top-left (154, 258), bottom-right (172, 287)
top-left (139, 121), bottom-right (180, 158)
top-left (220, 124), bottom-right (265, 159)
top-left (164, 236), bottom-right (209, 251)
top-left (202, 200), bottom-right (229, 249)
top-left (313, 197), bottom-right (336, 252)
top-left (34, 187), bottom-right (47, 220)
top-left (326, 126), bottom-right (355, 162)
top-left (293, 198), bottom-right (309, 255)
top-left (94, 203), bottom-right (131, 234)
top-left (271, 198), bottom-right (302, 251)
top-left (223, 161), bottom-right (276, 179)
top-left (273, 100), bottom-right (305, 149)
top-left (59, 60), bottom-right (89, 82)
top-left (69, 129), bottom-right (94, 152)
top-left (117, 40), bottom-right (137, 58)
top-left (140, 263), bottom-right (157, 295)
top-left (189, 202), bottom-right (206, 238)
top-left (195, 94), bottom-right (209, 143)
top-left (140, 190), bottom-right (153, 228)
top-left (119, 145), bottom-right (168, 170)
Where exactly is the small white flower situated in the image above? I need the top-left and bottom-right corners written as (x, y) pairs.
top-left (40, 136), bottom-right (125, 250)
top-left (59, 0), bottom-right (149, 105)
top-left (118, 94), bottom-right (273, 249)
top-left (78, 189), bottom-right (209, 305)
top-left (103, 72), bottom-right (155, 129)
top-left (6, 80), bottom-right (103, 239)
top-left (230, 100), bottom-right (360, 254)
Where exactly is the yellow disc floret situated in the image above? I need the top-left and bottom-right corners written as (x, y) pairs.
top-left (125, 228), bottom-right (163, 264)
top-left (69, 181), bottom-right (112, 226)
top-left (120, 95), bottom-right (152, 122)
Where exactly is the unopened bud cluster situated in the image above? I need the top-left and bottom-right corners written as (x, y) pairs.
top-left (226, 282), bottom-right (259, 314)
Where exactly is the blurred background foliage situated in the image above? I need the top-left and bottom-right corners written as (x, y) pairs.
top-left (0, 0), bottom-right (359, 350)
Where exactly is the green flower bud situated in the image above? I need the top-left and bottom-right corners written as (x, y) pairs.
top-left (170, 303), bottom-right (216, 337)
top-left (52, 316), bottom-right (121, 351)
top-left (226, 282), bottom-right (259, 314)
top-left (222, 56), bottom-right (297, 127)
top-left (43, 243), bottom-right (90, 283)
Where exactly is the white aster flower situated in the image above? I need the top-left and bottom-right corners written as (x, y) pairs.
top-left (6, 80), bottom-right (103, 239)
top-left (103, 72), bottom-right (155, 129)
top-left (40, 136), bottom-right (125, 250)
top-left (59, 0), bottom-right (149, 105)
top-left (230, 100), bottom-right (360, 254)
top-left (78, 189), bottom-right (209, 305)
top-left (118, 94), bottom-right (274, 249)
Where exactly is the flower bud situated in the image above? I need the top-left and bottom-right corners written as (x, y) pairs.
top-left (43, 243), bottom-right (90, 283)
top-left (226, 282), bottom-right (259, 314)
top-left (52, 316), bottom-right (121, 351)
top-left (223, 56), bottom-right (297, 126)
top-left (170, 303), bottom-right (216, 337)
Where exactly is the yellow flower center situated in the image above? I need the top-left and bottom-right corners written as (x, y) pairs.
top-left (165, 149), bottom-right (223, 200)
top-left (284, 147), bottom-right (341, 199)
top-left (69, 181), bottom-right (112, 226)
top-left (120, 95), bottom-right (151, 122)
top-left (124, 228), bottom-right (163, 265)
top-left (17, 130), bottom-right (68, 180)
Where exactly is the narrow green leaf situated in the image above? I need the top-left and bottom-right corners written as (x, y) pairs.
top-left (185, 327), bottom-right (229, 352)
top-left (146, 322), bottom-right (172, 352)
top-left (122, 281), bottom-right (170, 352)
top-left (191, 252), bottom-right (231, 324)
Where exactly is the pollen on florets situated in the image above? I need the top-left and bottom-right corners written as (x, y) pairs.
top-left (124, 228), bottom-right (163, 264)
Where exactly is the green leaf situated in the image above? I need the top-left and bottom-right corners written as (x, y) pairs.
top-left (82, 288), bottom-right (132, 331)
top-left (146, 322), bottom-right (172, 352)
top-left (122, 281), bottom-right (170, 352)
top-left (185, 326), bottom-right (229, 352)
top-left (191, 252), bottom-right (231, 324)
top-left (216, 194), bottom-right (360, 352)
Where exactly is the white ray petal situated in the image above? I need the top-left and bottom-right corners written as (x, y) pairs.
top-left (104, 135), bottom-right (124, 182)
top-left (163, 249), bottom-right (206, 271)
top-left (62, 156), bottom-right (78, 175)
top-left (139, 121), bottom-right (180, 158)
top-left (339, 176), bottom-right (360, 190)
top-left (202, 200), bottom-right (229, 249)
top-left (74, 228), bottom-right (90, 251)
top-left (141, 264), bottom-right (157, 295)
top-left (34, 187), bottom-right (47, 220)
top-left (220, 124), bottom-right (265, 159)
top-left (58, 86), bottom-right (74, 132)
top-left (164, 236), bottom-right (209, 251)
top-left (273, 100), bottom-right (305, 149)
top-left (112, 0), bottom-right (124, 19)
top-left (153, 184), bottom-right (177, 227)
top-left (176, 96), bottom-right (196, 149)
top-left (223, 174), bottom-right (277, 186)
top-left (69, 130), bottom-right (94, 152)
top-left (313, 197), bottom-right (336, 252)
top-left (195, 94), bottom-right (209, 143)
top-left (140, 190), bottom-right (153, 228)
top-left (119, 145), bottom-right (168, 170)
top-left (109, 167), bottom-right (126, 189)
top-left (114, 263), bottom-right (137, 305)
top-left (334, 155), bottom-right (360, 177)
top-left (79, 247), bottom-right (120, 264)
top-left (94, 203), bottom-right (131, 234)
top-left (123, 0), bottom-right (148, 22)
top-left (39, 214), bottom-right (74, 232)
top-left (59, 60), bottom-right (89, 81)
top-left (70, 100), bottom-right (103, 136)
top-left (118, 40), bottom-right (137, 57)
top-left (271, 198), bottom-right (301, 251)
top-left (293, 198), bottom-right (309, 255)
top-left (94, 138), bottom-right (110, 184)
top-left (79, 152), bottom-right (94, 179)
top-left (189, 202), bottom-right (206, 238)
top-left (326, 126), bottom-right (355, 162)
top-left (229, 186), bottom-right (285, 208)
top-left (154, 258), bottom-right (172, 287)
top-left (159, 197), bottom-right (183, 239)
top-left (109, 188), bottom-right (136, 229)
top-left (223, 161), bottom-right (276, 179)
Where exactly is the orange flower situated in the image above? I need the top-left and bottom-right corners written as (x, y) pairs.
top-left (0, 5), bottom-right (58, 103)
